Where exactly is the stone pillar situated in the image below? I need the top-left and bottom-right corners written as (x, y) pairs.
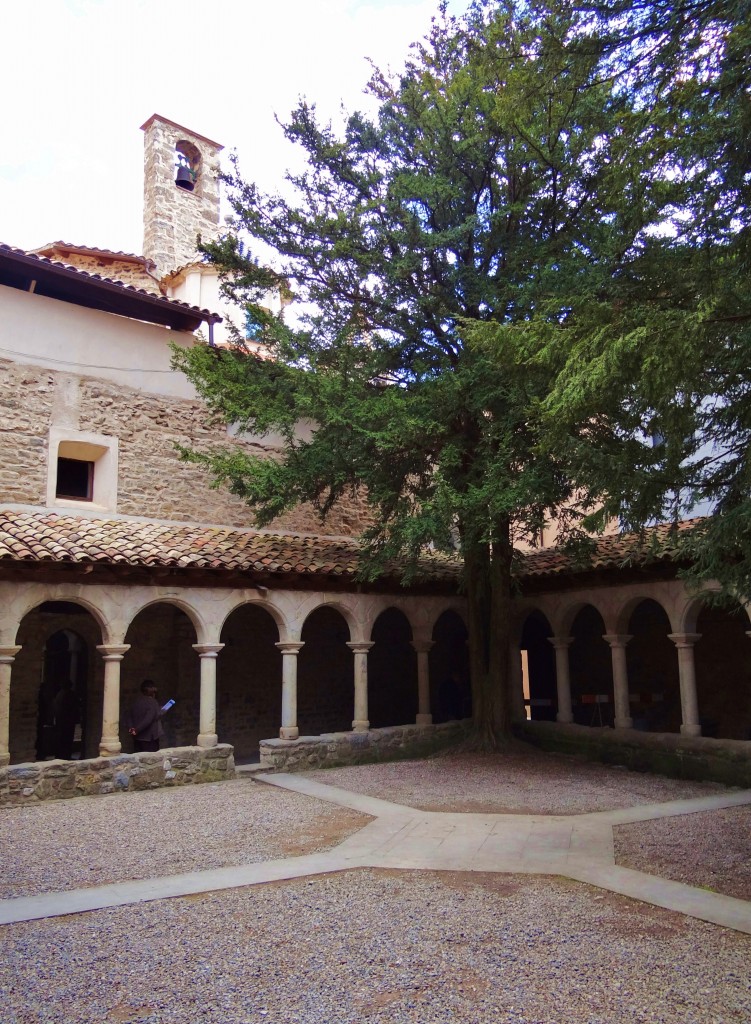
top-left (509, 645), bottom-right (525, 722)
top-left (603, 634), bottom-right (634, 729)
top-left (411, 639), bottom-right (434, 725)
top-left (548, 636), bottom-right (574, 724)
top-left (0, 645), bottom-right (22, 767)
top-left (193, 643), bottom-right (225, 748)
top-left (96, 644), bottom-right (130, 756)
top-left (275, 641), bottom-right (304, 740)
top-left (668, 633), bottom-right (702, 736)
top-left (347, 641), bottom-right (374, 733)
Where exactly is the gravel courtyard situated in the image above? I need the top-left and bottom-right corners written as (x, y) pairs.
top-left (1, 744), bottom-right (750, 1023)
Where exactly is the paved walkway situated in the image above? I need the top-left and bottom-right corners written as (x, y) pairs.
top-left (2, 772), bottom-right (751, 934)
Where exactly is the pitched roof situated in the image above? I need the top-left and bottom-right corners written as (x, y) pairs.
top-left (0, 243), bottom-right (221, 331)
top-left (0, 510), bottom-right (460, 584)
top-left (31, 242), bottom-right (152, 266)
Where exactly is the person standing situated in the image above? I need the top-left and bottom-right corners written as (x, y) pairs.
top-left (127, 679), bottom-right (165, 753)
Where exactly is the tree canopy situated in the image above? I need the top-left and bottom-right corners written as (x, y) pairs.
top-left (175, 0), bottom-right (719, 743)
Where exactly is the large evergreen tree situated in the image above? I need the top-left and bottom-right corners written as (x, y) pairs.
top-left (176, 1), bottom-right (660, 745)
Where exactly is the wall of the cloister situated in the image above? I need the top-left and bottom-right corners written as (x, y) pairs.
top-left (1, 580), bottom-right (466, 764)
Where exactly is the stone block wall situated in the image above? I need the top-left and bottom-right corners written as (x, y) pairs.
top-left (0, 744), bottom-right (235, 806)
top-left (45, 253), bottom-right (161, 295)
top-left (259, 720), bottom-right (469, 772)
top-left (0, 358), bottom-right (372, 536)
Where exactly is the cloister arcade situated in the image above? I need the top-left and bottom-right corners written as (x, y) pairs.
top-left (517, 579), bottom-right (751, 742)
top-left (0, 580), bottom-right (467, 766)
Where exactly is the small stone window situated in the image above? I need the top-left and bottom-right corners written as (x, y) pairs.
top-left (47, 429), bottom-right (119, 512)
top-left (56, 457), bottom-right (94, 501)
top-left (175, 140), bottom-right (201, 192)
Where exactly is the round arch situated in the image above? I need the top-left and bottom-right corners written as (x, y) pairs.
top-left (298, 605), bottom-right (353, 735)
top-left (218, 602), bottom-right (282, 759)
top-left (299, 597), bottom-right (360, 642)
top-left (12, 592), bottom-right (110, 646)
top-left (368, 606), bottom-right (417, 728)
top-left (123, 596), bottom-right (206, 645)
top-left (625, 598), bottom-right (681, 733)
top-left (430, 609), bottom-right (471, 723)
top-left (568, 604), bottom-right (613, 727)
top-left (519, 609), bottom-right (557, 722)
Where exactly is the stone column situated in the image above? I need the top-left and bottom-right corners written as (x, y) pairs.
top-left (411, 639), bottom-right (434, 725)
top-left (347, 641), bottom-right (374, 733)
top-left (96, 644), bottom-right (130, 756)
top-left (547, 636), bottom-right (574, 724)
top-left (668, 633), bottom-right (702, 736)
top-left (603, 634), bottom-right (634, 729)
top-left (275, 641), bottom-right (304, 740)
top-left (509, 646), bottom-right (525, 722)
top-left (0, 645), bottom-right (22, 767)
top-left (192, 643), bottom-right (224, 748)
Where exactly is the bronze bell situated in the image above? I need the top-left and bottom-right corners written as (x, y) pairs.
top-left (175, 165), bottom-right (194, 191)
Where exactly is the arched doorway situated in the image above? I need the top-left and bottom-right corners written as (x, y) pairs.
top-left (569, 605), bottom-right (613, 727)
top-left (219, 604), bottom-right (282, 758)
top-left (122, 603), bottom-right (198, 751)
top-left (520, 610), bottom-right (557, 722)
top-left (626, 599), bottom-right (680, 733)
top-left (368, 608), bottom-right (417, 728)
top-left (12, 601), bottom-right (103, 763)
top-left (695, 602), bottom-right (751, 739)
top-left (430, 610), bottom-right (471, 723)
top-left (298, 606), bottom-right (352, 735)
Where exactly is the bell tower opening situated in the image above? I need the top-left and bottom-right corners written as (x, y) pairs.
top-left (175, 141), bottom-right (201, 192)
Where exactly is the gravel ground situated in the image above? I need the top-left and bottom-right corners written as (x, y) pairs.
top-left (0, 779), bottom-right (367, 899)
top-left (615, 805), bottom-right (751, 902)
top-left (2, 869), bottom-right (749, 1024)
top-left (305, 743), bottom-right (728, 814)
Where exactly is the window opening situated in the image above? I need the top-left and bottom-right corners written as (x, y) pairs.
top-left (175, 140), bottom-right (201, 192)
top-left (56, 457), bottom-right (94, 501)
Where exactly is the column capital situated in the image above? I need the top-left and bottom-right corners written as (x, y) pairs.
top-left (96, 644), bottom-right (130, 662)
top-left (410, 639), bottom-right (435, 655)
top-left (192, 643), bottom-right (225, 658)
top-left (347, 641), bottom-right (374, 655)
top-left (275, 641), bottom-right (305, 655)
top-left (0, 645), bottom-right (22, 663)
top-left (602, 634), bottom-right (633, 649)
top-left (668, 633), bottom-right (702, 648)
top-left (548, 636), bottom-right (574, 650)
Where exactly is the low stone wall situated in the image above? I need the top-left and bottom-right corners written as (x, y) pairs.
top-left (516, 720), bottom-right (751, 788)
top-left (260, 721), bottom-right (469, 772)
top-left (0, 744), bottom-right (235, 806)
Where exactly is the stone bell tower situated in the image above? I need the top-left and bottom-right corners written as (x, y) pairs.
top-left (140, 114), bottom-right (224, 280)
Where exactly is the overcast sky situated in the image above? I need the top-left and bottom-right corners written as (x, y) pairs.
top-left (1, 0), bottom-right (467, 256)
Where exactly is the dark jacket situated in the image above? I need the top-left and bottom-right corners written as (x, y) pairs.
top-left (128, 694), bottom-right (164, 742)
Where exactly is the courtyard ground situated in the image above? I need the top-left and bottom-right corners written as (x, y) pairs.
top-left (1, 744), bottom-right (750, 1023)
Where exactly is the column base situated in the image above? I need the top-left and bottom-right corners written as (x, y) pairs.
top-left (197, 733), bottom-right (219, 748)
top-left (352, 720), bottom-right (370, 733)
top-left (99, 741), bottom-right (122, 757)
top-left (681, 723), bottom-right (702, 737)
top-left (614, 717), bottom-right (633, 730)
top-left (279, 727), bottom-right (299, 740)
top-left (556, 712), bottom-right (574, 724)
top-left (416, 713), bottom-right (433, 725)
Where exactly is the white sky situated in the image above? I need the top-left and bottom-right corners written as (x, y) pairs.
top-left (1, 0), bottom-right (467, 255)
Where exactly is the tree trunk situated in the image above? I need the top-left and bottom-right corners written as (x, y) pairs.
top-left (463, 518), bottom-right (514, 750)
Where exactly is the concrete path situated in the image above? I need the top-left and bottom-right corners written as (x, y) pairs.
top-left (1, 772), bottom-right (750, 934)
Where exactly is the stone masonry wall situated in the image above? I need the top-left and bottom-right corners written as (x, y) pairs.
top-left (0, 744), bottom-right (235, 806)
top-left (48, 253), bottom-right (161, 295)
top-left (0, 358), bottom-right (373, 536)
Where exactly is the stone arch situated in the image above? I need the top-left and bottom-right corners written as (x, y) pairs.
top-left (568, 604), bottom-right (613, 727)
top-left (555, 597), bottom-right (609, 638)
top-left (615, 592), bottom-right (676, 635)
top-left (12, 601), bottom-right (105, 763)
top-left (625, 598), bottom-right (681, 733)
top-left (12, 592), bottom-right (111, 646)
top-left (219, 596), bottom-right (287, 641)
top-left (298, 606), bottom-right (353, 735)
top-left (299, 597), bottom-right (360, 643)
top-left (430, 609), bottom-right (471, 723)
top-left (218, 602), bottom-right (282, 760)
top-left (519, 609), bottom-right (557, 722)
top-left (122, 601), bottom-right (199, 751)
top-left (175, 139), bottom-right (201, 191)
top-left (124, 596), bottom-right (206, 645)
top-left (694, 599), bottom-right (751, 739)
top-left (368, 607), bottom-right (417, 728)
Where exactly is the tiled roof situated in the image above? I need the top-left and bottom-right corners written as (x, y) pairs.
top-left (0, 510), bottom-right (460, 583)
top-left (521, 519), bottom-right (699, 578)
top-left (0, 244), bottom-right (221, 325)
top-left (0, 510), bottom-right (697, 585)
top-left (32, 242), bottom-right (149, 264)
